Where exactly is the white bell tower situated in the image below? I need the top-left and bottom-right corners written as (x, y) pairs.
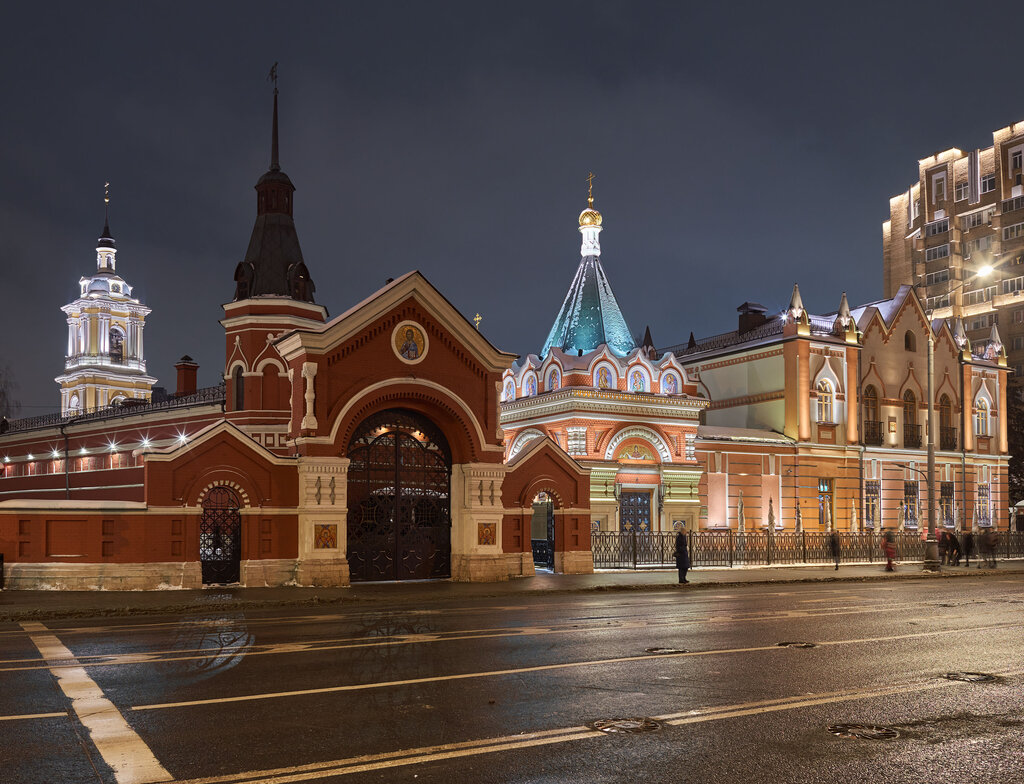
top-left (55, 186), bottom-right (156, 414)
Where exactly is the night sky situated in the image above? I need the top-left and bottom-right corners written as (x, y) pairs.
top-left (2, 1), bottom-right (1021, 414)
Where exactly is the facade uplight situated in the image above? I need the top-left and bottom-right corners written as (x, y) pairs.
top-left (978, 264), bottom-right (994, 277)
top-left (51, 449), bottom-right (61, 459)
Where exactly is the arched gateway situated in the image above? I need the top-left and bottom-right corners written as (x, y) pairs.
top-left (199, 487), bottom-right (242, 584)
top-left (346, 409), bottom-right (453, 581)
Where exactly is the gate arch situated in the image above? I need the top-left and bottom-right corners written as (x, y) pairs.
top-left (199, 486), bottom-right (242, 584)
top-left (346, 408), bottom-right (453, 581)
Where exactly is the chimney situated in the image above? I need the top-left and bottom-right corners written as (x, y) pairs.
top-left (737, 302), bottom-right (769, 334)
top-left (175, 355), bottom-right (199, 397)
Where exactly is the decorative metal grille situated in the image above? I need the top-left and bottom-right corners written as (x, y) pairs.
top-left (586, 531), bottom-right (1024, 569)
top-left (199, 487), bottom-right (242, 584)
top-left (346, 409), bottom-right (452, 581)
top-left (620, 491), bottom-right (651, 532)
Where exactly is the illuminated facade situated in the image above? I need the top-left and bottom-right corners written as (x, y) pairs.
top-left (501, 196), bottom-right (708, 540)
top-left (883, 119), bottom-right (1024, 381)
top-left (55, 207), bottom-right (156, 414)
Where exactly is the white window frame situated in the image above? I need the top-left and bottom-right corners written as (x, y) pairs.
top-left (975, 398), bottom-right (990, 436)
top-left (925, 244), bottom-right (950, 262)
top-left (816, 379), bottom-right (835, 423)
top-left (981, 173), bottom-right (996, 193)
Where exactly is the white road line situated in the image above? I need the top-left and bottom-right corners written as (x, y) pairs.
top-left (20, 621), bottom-right (172, 784)
top-left (132, 620), bottom-right (1021, 713)
top-left (167, 667), bottom-right (1024, 784)
top-left (0, 711), bottom-right (67, 721)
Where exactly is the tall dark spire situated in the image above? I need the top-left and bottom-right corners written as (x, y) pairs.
top-left (98, 181), bottom-right (115, 249)
top-left (270, 74), bottom-right (280, 171)
top-left (232, 69), bottom-right (316, 303)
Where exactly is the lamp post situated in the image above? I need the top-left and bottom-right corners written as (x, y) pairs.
top-left (916, 263), bottom-right (994, 572)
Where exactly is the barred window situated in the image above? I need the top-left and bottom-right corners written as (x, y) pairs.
top-left (904, 481), bottom-right (919, 526)
top-left (864, 481), bottom-right (880, 528)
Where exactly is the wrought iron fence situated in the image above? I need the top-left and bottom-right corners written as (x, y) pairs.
top-left (0, 384), bottom-right (226, 434)
top-left (591, 530), bottom-right (1024, 569)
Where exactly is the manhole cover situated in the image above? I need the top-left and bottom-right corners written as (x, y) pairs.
top-left (827, 723), bottom-right (900, 740)
top-left (588, 717), bottom-right (661, 734)
top-left (942, 671), bottom-right (997, 683)
top-left (645, 647), bottom-right (688, 654)
top-left (776, 641), bottom-right (817, 649)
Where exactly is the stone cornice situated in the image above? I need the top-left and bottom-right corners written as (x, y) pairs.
top-left (500, 388), bottom-right (707, 425)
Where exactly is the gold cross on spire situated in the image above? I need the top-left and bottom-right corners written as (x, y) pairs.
top-left (104, 181), bottom-right (110, 205)
top-left (473, 313), bottom-right (482, 331)
top-left (586, 172), bottom-right (595, 206)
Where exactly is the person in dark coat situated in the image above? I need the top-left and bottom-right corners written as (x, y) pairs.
top-left (963, 531), bottom-right (974, 567)
top-left (947, 532), bottom-right (962, 566)
top-left (938, 531), bottom-right (949, 565)
top-left (674, 531), bottom-right (690, 584)
top-left (828, 531), bottom-right (841, 570)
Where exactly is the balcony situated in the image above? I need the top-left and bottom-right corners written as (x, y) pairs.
top-left (863, 420), bottom-right (884, 446)
top-left (904, 424), bottom-right (922, 449)
top-left (940, 426), bottom-right (958, 451)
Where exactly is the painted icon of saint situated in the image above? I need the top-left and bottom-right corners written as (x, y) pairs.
top-left (598, 368), bottom-right (610, 389)
top-left (399, 328), bottom-right (420, 360)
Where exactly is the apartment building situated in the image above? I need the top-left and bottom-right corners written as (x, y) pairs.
top-left (883, 120), bottom-right (1024, 380)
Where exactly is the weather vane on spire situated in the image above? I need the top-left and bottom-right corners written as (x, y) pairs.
top-left (103, 181), bottom-right (111, 227)
top-left (268, 62), bottom-right (279, 93)
top-left (586, 172), bottom-right (595, 206)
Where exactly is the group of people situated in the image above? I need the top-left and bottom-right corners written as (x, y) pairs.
top-left (673, 528), bottom-right (1001, 581)
top-left (938, 529), bottom-right (1000, 568)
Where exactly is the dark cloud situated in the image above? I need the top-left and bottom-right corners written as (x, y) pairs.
top-left (0, 0), bottom-right (1020, 411)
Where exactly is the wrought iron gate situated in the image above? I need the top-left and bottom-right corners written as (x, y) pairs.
top-left (346, 409), bottom-right (452, 581)
top-left (199, 487), bottom-right (242, 584)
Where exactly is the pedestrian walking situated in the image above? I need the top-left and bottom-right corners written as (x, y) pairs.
top-left (947, 532), bottom-right (962, 566)
top-left (984, 528), bottom-right (999, 568)
top-left (828, 531), bottom-right (841, 570)
top-left (938, 531), bottom-right (949, 565)
top-left (882, 529), bottom-right (896, 572)
top-left (674, 531), bottom-right (690, 584)
top-left (963, 531), bottom-right (974, 567)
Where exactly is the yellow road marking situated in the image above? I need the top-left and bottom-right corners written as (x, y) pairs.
top-left (0, 711), bottom-right (67, 721)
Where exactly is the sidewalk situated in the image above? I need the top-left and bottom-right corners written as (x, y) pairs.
top-left (2, 560), bottom-right (1021, 622)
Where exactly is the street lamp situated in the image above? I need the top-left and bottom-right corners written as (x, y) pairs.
top-left (915, 264), bottom-right (994, 571)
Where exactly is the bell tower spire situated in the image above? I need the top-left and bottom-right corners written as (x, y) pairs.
top-left (232, 66), bottom-right (317, 303)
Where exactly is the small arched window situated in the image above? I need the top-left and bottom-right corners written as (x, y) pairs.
top-left (975, 398), bottom-right (990, 436)
top-left (816, 380), bottom-right (834, 423)
top-left (904, 330), bottom-right (916, 351)
top-left (233, 366), bottom-right (245, 411)
top-left (109, 327), bottom-right (125, 363)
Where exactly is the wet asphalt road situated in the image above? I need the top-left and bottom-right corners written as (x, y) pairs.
top-left (2, 576), bottom-right (1023, 784)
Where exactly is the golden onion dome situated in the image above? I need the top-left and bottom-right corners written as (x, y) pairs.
top-left (579, 206), bottom-right (603, 227)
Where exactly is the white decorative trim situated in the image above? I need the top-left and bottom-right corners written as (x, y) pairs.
top-left (196, 480), bottom-right (251, 507)
top-left (392, 320), bottom-right (429, 365)
top-left (509, 428), bottom-right (545, 458)
top-left (604, 426), bottom-right (673, 462)
top-left (301, 362), bottom-right (318, 430)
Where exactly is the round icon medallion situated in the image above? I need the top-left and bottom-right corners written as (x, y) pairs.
top-left (393, 321), bottom-right (428, 364)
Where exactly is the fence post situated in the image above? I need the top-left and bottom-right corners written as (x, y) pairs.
top-left (767, 530), bottom-right (772, 566)
top-left (631, 528), bottom-right (637, 570)
top-left (801, 532), bottom-right (807, 564)
top-left (729, 530), bottom-right (734, 568)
